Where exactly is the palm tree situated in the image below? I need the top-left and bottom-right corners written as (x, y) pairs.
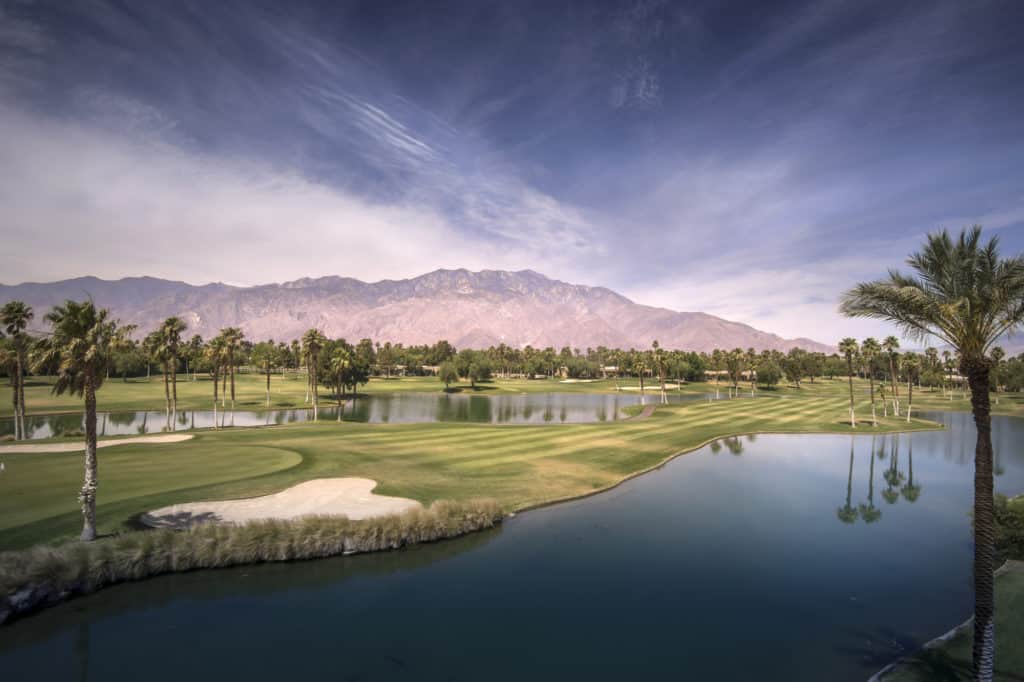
top-left (746, 347), bottom-right (757, 396)
top-left (841, 225), bottom-right (1024, 680)
top-left (159, 317), bottom-right (187, 413)
top-left (32, 300), bottom-right (123, 541)
top-left (329, 347), bottom-right (352, 421)
top-left (219, 327), bottom-right (244, 410)
top-left (839, 338), bottom-right (858, 428)
top-left (203, 338), bottom-right (225, 426)
top-left (301, 329), bottom-right (325, 420)
top-left (633, 351), bottom-right (647, 396)
top-left (1, 301), bottom-right (33, 440)
top-left (882, 336), bottom-right (901, 416)
top-left (652, 340), bottom-right (668, 404)
top-left (861, 337), bottom-right (881, 426)
top-left (903, 352), bottom-right (920, 423)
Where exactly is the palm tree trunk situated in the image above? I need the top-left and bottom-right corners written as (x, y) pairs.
top-left (212, 366), bottom-right (219, 428)
top-left (265, 365), bottom-right (271, 407)
top-left (230, 359), bottom-right (236, 410)
top-left (171, 355), bottom-right (178, 413)
top-left (906, 379), bottom-right (913, 423)
top-left (17, 352), bottom-right (27, 440)
top-left (868, 374), bottom-right (877, 427)
top-left (162, 362), bottom-right (170, 413)
top-left (11, 371), bottom-right (21, 440)
top-left (965, 360), bottom-right (996, 682)
top-left (846, 358), bottom-right (856, 428)
top-left (889, 357), bottom-right (900, 416)
top-left (311, 354), bottom-right (318, 421)
top-left (80, 372), bottom-right (99, 542)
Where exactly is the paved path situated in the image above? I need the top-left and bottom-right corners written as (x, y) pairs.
top-left (0, 434), bottom-right (194, 454)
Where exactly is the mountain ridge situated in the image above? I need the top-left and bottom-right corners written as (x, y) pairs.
top-left (0, 269), bottom-right (834, 353)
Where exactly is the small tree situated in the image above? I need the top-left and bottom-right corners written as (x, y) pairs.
top-left (439, 362), bottom-right (458, 390)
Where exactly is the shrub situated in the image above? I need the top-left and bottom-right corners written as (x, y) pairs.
top-left (995, 494), bottom-right (1024, 562)
top-left (0, 499), bottom-right (502, 625)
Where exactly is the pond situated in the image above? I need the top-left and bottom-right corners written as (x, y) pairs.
top-left (0, 391), bottom-right (719, 438)
top-left (1, 410), bottom-right (1020, 681)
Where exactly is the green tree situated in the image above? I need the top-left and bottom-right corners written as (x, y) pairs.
top-left (839, 338), bottom-right (858, 428)
top-left (439, 361), bottom-right (458, 390)
top-left (32, 300), bottom-right (124, 541)
top-left (755, 358), bottom-right (782, 388)
top-left (1, 300), bottom-right (33, 440)
top-left (841, 226), bottom-right (1024, 680)
top-left (328, 347), bottom-right (353, 420)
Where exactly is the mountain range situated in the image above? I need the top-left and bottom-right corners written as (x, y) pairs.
top-left (0, 269), bottom-right (833, 353)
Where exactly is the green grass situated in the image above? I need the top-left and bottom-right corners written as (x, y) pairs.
top-left (880, 561), bottom-right (1024, 681)
top-left (0, 379), bottom-right (943, 549)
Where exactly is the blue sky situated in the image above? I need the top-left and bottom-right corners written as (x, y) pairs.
top-left (1, 0), bottom-right (1022, 343)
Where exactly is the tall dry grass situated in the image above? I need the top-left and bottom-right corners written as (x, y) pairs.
top-left (0, 499), bottom-right (501, 625)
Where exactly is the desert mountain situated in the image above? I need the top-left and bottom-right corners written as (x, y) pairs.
top-left (0, 269), bottom-right (833, 353)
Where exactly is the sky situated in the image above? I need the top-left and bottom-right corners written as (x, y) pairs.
top-left (1, 0), bottom-right (1023, 343)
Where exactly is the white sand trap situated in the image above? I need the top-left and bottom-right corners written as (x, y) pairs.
top-left (141, 478), bottom-right (422, 528)
top-left (619, 383), bottom-right (681, 391)
top-left (0, 433), bottom-right (194, 454)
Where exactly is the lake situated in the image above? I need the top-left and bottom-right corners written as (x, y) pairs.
top-left (0, 390), bottom-right (719, 438)
top-left (0, 410), bottom-right (1020, 681)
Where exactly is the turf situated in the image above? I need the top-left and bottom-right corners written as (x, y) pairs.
top-left (0, 379), bottom-right (943, 549)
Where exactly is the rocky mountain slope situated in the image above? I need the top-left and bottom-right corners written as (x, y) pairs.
top-left (0, 269), bottom-right (833, 353)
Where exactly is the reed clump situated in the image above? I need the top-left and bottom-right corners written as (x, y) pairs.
top-left (0, 499), bottom-right (501, 625)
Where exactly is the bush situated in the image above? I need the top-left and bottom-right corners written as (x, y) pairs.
top-left (995, 494), bottom-right (1024, 562)
top-left (0, 499), bottom-right (502, 625)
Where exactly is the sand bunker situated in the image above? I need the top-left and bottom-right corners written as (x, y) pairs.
top-left (0, 433), bottom-right (194, 454)
top-left (141, 478), bottom-right (422, 528)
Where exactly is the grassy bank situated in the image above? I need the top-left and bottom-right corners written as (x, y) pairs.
top-left (879, 560), bottom-right (1024, 681)
top-left (0, 381), bottom-right (942, 549)
top-left (0, 499), bottom-right (501, 625)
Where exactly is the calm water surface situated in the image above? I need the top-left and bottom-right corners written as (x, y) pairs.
top-left (0, 391), bottom-right (718, 438)
top-left (0, 411), bottom-right (1021, 681)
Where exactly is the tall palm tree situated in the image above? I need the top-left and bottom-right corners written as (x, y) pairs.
top-left (219, 327), bottom-right (244, 410)
top-left (839, 338), bottom-right (858, 428)
top-left (652, 340), bottom-right (667, 404)
top-left (861, 337), bottom-right (881, 426)
top-left (903, 352), bottom-right (920, 423)
top-left (882, 336), bottom-right (901, 416)
top-left (159, 317), bottom-right (187, 413)
top-left (1, 301), bottom-right (33, 440)
top-left (841, 226), bottom-right (1024, 681)
top-left (203, 337), bottom-right (225, 425)
top-left (33, 300), bottom-right (123, 541)
top-left (302, 328), bottom-right (325, 420)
